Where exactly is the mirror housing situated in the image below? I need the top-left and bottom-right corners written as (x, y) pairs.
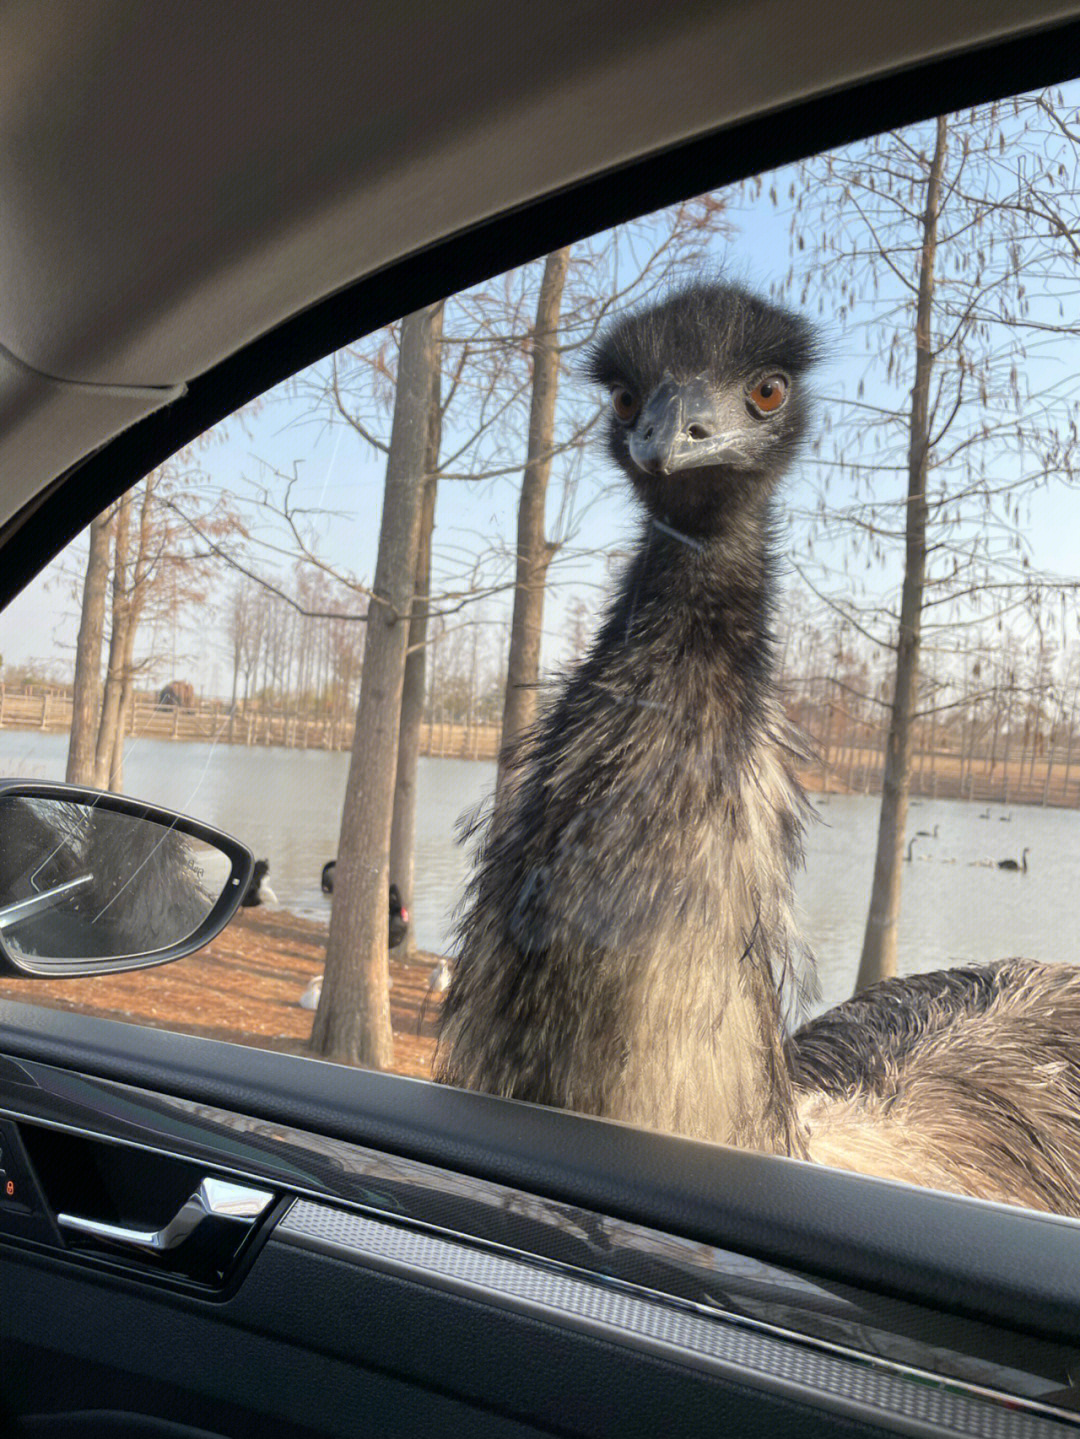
top-left (0, 781), bottom-right (253, 978)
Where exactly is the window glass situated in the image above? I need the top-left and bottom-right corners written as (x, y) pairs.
top-left (2, 86), bottom-right (1080, 1212)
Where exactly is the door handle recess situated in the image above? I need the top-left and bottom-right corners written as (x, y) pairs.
top-left (58, 1177), bottom-right (274, 1255)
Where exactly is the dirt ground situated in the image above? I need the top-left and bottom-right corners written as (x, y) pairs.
top-left (0, 908), bottom-right (442, 1080)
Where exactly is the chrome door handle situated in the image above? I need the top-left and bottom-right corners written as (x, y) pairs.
top-left (58, 1177), bottom-right (274, 1254)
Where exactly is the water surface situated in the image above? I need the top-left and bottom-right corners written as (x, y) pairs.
top-left (2, 732), bottom-right (1076, 1012)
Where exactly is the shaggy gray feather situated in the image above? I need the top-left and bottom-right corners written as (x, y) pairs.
top-left (434, 280), bottom-right (1080, 1216)
top-left (436, 282), bottom-right (818, 1152)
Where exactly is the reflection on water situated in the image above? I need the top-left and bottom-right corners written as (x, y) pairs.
top-left (1, 732), bottom-right (1077, 1007)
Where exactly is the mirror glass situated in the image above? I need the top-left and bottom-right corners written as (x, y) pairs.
top-left (0, 796), bottom-right (232, 968)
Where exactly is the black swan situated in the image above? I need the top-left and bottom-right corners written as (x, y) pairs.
top-left (240, 858), bottom-right (277, 907)
top-left (321, 863), bottom-right (409, 948)
top-left (997, 849), bottom-right (1030, 873)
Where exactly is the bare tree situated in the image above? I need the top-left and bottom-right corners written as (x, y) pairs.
top-left (93, 491), bottom-right (133, 786)
top-left (497, 248), bottom-right (571, 786)
top-left (389, 303), bottom-right (444, 951)
top-left (66, 509), bottom-right (114, 784)
top-left (107, 468), bottom-right (163, 788)
top-left (852, 116), bottom-right (947, 992)
top-left (310, 301), bottom-right (442, 1067)
top-left (772, 96), bottom-right (1080, 991)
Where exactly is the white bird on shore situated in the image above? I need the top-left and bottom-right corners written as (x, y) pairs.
top-left (299, 966), bottom-right (393, 1010)
top-left (416, 958), bottom-right (453, 1035)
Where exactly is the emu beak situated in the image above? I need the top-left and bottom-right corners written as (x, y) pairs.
top-left (629, 377), bottom-right (746, 476)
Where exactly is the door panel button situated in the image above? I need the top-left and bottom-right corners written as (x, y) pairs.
top-left (0, 1119), bottom-right (56, 1245)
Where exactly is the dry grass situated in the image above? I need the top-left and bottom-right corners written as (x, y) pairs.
top-left (0, 908), bottom-right (442, 1080)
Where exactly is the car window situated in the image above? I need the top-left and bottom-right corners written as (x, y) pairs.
top-left (2, 84), bottom-right (1080, 1214)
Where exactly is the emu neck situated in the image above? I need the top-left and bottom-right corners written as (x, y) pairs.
top-left (626, 499), bottom-right (777, 679)
top-left (598, 504), bottom-right (804, 1152)
top-left (439, 493), bottom-right (808, 1156)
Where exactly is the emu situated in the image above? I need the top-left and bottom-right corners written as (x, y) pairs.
top-left (435, 280), bottom-right (1080, 1216)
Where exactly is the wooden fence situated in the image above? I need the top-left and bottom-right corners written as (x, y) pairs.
top-left (0, 690), bottom-right (504, 761)
top-left (813, 743), bottom-right (1080, 809)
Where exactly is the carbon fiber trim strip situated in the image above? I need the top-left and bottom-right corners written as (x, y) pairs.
top-left (278, 1198), bottom-right (1079, 1439)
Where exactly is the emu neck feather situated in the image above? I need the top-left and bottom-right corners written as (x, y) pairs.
top-left (437, 521), bottom-right (809, 1154)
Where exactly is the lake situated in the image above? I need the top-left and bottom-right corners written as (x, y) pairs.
top-left (2, 731), bottom-right (1077, 1014)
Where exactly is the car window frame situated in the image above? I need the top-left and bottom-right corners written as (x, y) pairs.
top-left (3, 11), bottom-right (1080, 1354)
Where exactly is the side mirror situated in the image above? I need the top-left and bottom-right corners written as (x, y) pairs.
top-left (0, 781), bottom-right (253, 978)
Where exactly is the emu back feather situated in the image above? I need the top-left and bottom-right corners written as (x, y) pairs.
top-left (792, 959), bottom-right (1080, 1214)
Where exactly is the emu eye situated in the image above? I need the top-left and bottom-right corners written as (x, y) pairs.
top-left (610, 387), bottom-right (640, 423)
top-left (747, 375), bottom-right (789, 416)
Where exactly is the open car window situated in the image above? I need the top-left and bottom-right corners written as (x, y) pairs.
top-left (1, 82), bottom-right (1079, 1218)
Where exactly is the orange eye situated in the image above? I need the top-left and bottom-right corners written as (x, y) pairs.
top-left (610, 387), bottom-right (640, 423)
top-left (747, 375), bottom-right (789, 415)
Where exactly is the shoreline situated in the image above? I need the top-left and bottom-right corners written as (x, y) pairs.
top-left (0, 715), bottom-right (1077, 808)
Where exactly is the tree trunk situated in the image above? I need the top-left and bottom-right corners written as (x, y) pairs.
top-left (987, 682), bottom-right (1002, 782)
top-left (1001, 681), bottom-right (1014, 803)
top-left (389, 306), bottom-right (443, 956)
top-left (310, 302), bottom-right (441, 1067)
top-left (109, 481), bottom-right (156, 790)
top-left (228, 652), bottom-right (239, 741)
top-left (855, 116), bottom-right (947, 995)
top-left (110, 681), bottom-right (131, 791)
top-left (94, 492), bottom-right (133, 788)
top-left (66, 510), bottom-right (114, 784)
top-left (496, 247), bottom-right (571, 795)
top-left (1043, 720), bottom-right (1055, 806)
top-left (109, 601), bottom-right (140, 792)
top-left (1062, 678), bottom-right (1079, 805)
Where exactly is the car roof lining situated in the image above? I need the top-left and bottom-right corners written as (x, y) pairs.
top-left (1, 0), bottom-right (1076, 390)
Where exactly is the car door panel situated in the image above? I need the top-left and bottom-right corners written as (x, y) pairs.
top-left (6, 1001), bottom-right (1080, 1343)
top-left (3, 1005), bottom-right (1080, 1436)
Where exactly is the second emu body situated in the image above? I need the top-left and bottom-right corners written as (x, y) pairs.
top-left (435, 281), bottom-right (1080, 1215)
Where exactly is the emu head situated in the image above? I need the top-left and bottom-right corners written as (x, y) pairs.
top-left (586, 281), bottom-right (818, 536)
